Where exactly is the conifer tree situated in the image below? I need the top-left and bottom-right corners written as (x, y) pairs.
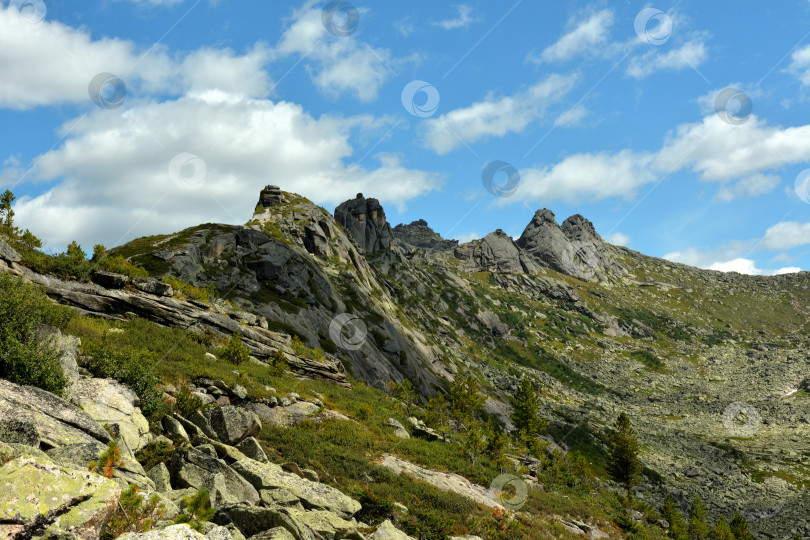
top-left (688, 495), bottom-right (709, 540)
top-left (729, 511), bottom-right (754, 540)
top-left (708, 516), bottom-right (733, 540)
top-left (661, 493), bottom-right (688, 539)
top-left (608, 412), bottom-right (642, 505)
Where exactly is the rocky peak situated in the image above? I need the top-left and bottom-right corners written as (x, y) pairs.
top-left (561, 214), bottom-right (602, 243)
top-left (257, 185), bottom-right (283, 207)
top-left (515, 209), bottom-right (572, 269)
top-left (334, 194), bottom-right (393, 253)
top-left (392, 219), bottom-right (458, 251)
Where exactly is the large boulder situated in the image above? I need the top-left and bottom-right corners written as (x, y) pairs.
top-left (285, 508), bottom-right (358, 540)
top-left (215, 505), bottom-right (316, 540)
top-left (245, 401), bottom-right (319, 428)
top-left (0, 238), bottom-right (21, 262)
top-left (190, 406), bottom-right (262, 445)
top-left (515, 209), bottom-right (572, 272)
top-left (0, 455), bottom-right (120, 540)
top-left (68, 378), bottom-right (151, 454)
top-left (391, 219), bottom-right (458, 251)
top-left (334, 194), bottom-right (393, 253)
top-left (368, 520), bottom-right (416, 540)
top-left (0, 379), bottom-right (112, 448)
top-left (230, 458), bottom-right (361, 518)
top-left (47, 441), bottom-right (155, 490)
top-left (169, 449), bottom-right (260, 507)
top-left (118, 524), bottom-right (207, 540)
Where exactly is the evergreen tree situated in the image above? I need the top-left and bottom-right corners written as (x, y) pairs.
top-left (708, 516), bottom-right (733, 540)
top-left (511, 378), bottom-right (546, 435)
top-left (688, 495), bottom-right (709, 540)
top-left (92, 244), bottom-right (106, 262)
top-left (661, 493), bottom-right (688, 539)
top-left (729, 511), bottom-right (754, 540)
top-left (66, 240), bottom-right (85, 261)
top-left (447, 374), bottom-right (485, 426)
top-left (608, 412), bottom-right (642, 505)
top-left (0, 189), bottom-right (15, 231)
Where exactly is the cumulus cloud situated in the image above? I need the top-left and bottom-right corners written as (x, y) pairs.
top-left (423, 73), bottom-right (578, 154)
top-left (606, 232), bottom-right (630, 246)
top-left (761, 221), bottom-right (810, 250)
top-left (626, 38), bottom-right (708, 79)
top-left (433, 5), bottom-right (478, 30)
top-left (515, 113), bottom-right (810, 206)
top-left (533, 9), bottom-right (614, 63)
top-left (708, 258), bottom-right (800, 275)
top-left (12, 94), bottom-right (441, 250)
top-left (0, 6), bottom-right (275, 109)
top-left (276, 1), bottom-right (401, 102)
top-left (787, 44), bottom-right (810, 86)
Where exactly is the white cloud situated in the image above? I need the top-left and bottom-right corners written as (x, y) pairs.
top-left (11, 94), bottom-right (441, 251)
top-left (535, 9), bottom-right (614, 63)
top-left (518, 150), bottom-right (657, 204)
top-left (0, 6), bottom-right (276, 109)
top-left (713, 173), bottom-right (781, 202)
top-left (606, 232), bottom-right (630, 246)
top-left (787, 44), bottom-right (810, 86)
top-left (515, 112), bottom-right (810, 206)
top-left (276, 2), bottom-right (400, 102)
top-left (423, 73), bottom-right (578, 154)
top-left (454, 232), bottom-right (481, 244)
top-left (761, 221), bottom-right (810, 250)
top-left (433, 5), bottom-right (478, 30)
top-left (626, 38), bottom-right (708, 79)
top-left (708, 258), bottom-right (800, 276)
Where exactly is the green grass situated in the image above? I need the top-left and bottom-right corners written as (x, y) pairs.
top-left (629, 350), bottom-right (664, 371)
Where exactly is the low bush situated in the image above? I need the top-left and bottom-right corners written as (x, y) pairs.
top-left (0, 273), bottom-right (73, 395)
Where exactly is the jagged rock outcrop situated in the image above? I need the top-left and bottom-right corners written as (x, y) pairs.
top-left (454, 230), bottom-right (538, 274)
top-left (392, 219), bottom-right (458, 251)
top-left (334, 194), bottom-right (393, 253)
top-left (516, 209), bottom-right (619, 282)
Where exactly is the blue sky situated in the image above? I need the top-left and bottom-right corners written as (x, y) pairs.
top-left (3, 0), bottom-right (810, 274)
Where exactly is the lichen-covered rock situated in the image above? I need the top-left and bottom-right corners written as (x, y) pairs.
top-left (230, 458), bottom-right (361, 518)
top-left (245, 402), bottom-right (319, 428)
top-left (247, 527), bottom-right (295, 540)
top-left (68, 378), bottom-right (151, 454)
top-left (368, 520), bottom-right (415, 540)
top-left (236, 437), bottom-right (269, 463)
top-left (215, 505), bottom-right (316, 540)
top-left (169, 449), bottom-right (260, 507)
top-left (285, 508), bottom-right (358, 540)
top-left (190, 406), bottom-right (261, 446)
top-left (0, 455), bottom-right (120, 540)
top-left (46, 441), bottom-right (155, 491)
top-left (0, 419), bottom-right (40, 447)
top-left (118, 523), bottom-right (207, 540)
top-left (148, 462), bottom-right (173, 493)
top-left (0, 379), bottom-right (111, 449)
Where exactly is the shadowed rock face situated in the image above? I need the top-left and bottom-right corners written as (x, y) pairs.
top-left (561, 214), bottom-right (602, 243)
top-left (516, 209), bottom-right (574, 273)
top-left (392, 220), bottom-right (458, 251)
top-left (334, 194), bottom-right (393, 253)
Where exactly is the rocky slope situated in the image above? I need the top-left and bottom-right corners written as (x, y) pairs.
top-left (2, 186), bottom-right (809, 538)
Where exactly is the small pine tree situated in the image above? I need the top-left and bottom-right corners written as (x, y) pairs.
top-left (388, 379), bottom-right (419, 417)
top-left (0, 189), bottom-right (15, 231)
top-left (486, 421), bottom-right (512, 472)
top-left (174, 489), bottom-right (215, 532)
top-left (17, 229), bottom-right (41, 250)
top-left (729, 511), bottom-right (753, 540)
top-left (66, 240), bottom-right (85, 262)
top-left (688, 495), bottom-right (709, 540)
top-left (511, 378), bottom-right (546, 436)
top-left (89, 440), bottom-right (124, 479)
top-left (92, 244), bottom-right (106, 262)
top-left (221, 331), bottom-right (250, 365)
top-left (661, 493), bottom-right (688, 539)
top-left (608, 412), bottom-right (642, 505)
top-left (708, 516), bottom-right (733, 540)
top-left (447, 374), bottom-right (486, 427)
